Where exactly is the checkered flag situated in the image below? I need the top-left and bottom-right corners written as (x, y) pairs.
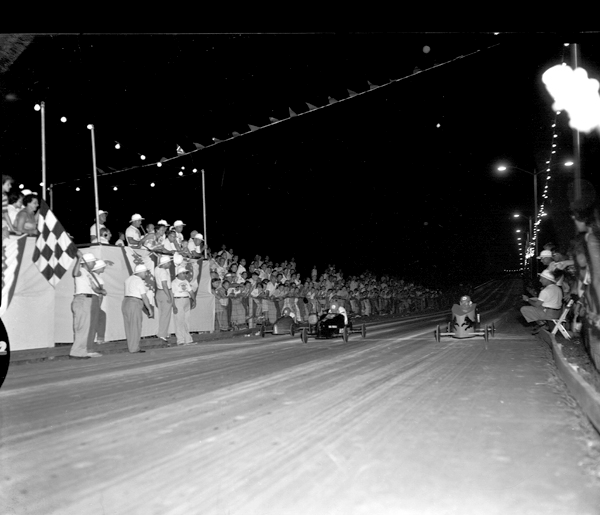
top-left (32, 199), bottom-right (78, 287)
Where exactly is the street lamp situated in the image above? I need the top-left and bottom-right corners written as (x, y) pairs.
top-left (497, 161), bottom-right (572, 259)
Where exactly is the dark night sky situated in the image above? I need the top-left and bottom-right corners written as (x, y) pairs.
top-left (2, 32), bottom-right (600, 288)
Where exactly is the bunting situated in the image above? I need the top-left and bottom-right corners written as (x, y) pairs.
top-left (0, 235), bottom-right (27, 317)
top-left (48, 40), bottom-right (502, 188)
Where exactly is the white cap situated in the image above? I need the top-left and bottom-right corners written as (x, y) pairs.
top-left (176, 266), bottom-right (188, 275)
top-left (173, 220), bottom-right (186, 227)
top-left (158, 255), bottom-right (172, 266)
top-left (81, 253), bottom-right (97, 263)
top-left (92, 259), bottom-right (107, 271)
top-left (21, 189), bottom-right (33, 196)
top-left (194, 232), bottom-right (204, 240)
top-left (130, 214), bottom-right (144, 222)
top-left (157, 219), bottom-right (169, 226)
top-left (98, 209), bottom-right (108, 215)
top-left (134, 264), bottom-right (148, 274)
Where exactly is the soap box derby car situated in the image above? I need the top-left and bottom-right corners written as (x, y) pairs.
top-left (434, 296), bottom-right (495, 342)
top-left (259, 308), bottom-right (301, 337)
top-left (260, 305), bottom-right (367, 343)
top-left (298, 305), bottom-right (366, 344)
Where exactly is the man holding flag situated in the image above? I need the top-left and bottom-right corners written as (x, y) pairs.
top-left (30, 198), bottom-right (102, 358)
top-left (70, 251), bottom-right (105, 359)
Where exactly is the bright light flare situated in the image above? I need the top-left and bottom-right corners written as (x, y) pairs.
top-left (60, 116), bottom-right (67, 123)
top-left (542, 65), bottom-right (600, 133)
top-left (34, 104), bottom-right (41, 111)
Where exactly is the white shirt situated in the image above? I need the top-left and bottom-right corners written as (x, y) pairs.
top-left (538, 284), bottom-right (562, 310)
top-left (74, 268), bottom-right (96, 295)
top-left (90, 223), bottom-right (106, 242)
top-left (124, 275), bottom-right (148, 298)
top-left (7, 205), bottom-right (21, 225)
top-left (172, 278), bottom-right (192, 298)
top-left (125, 225), bottom-right (141, 245)
top-left (163, 239), bottom-right (177, 252)
top-left (154, 266), bottom-right (172, 290)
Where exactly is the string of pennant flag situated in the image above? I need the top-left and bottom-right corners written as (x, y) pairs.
top-left (51, 41), bottom-right (502, 188)
top-left (524, 44), bottom-right (571, 263)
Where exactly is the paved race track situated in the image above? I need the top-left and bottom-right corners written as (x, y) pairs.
top-left (1, 280), bottom-right (599, 515)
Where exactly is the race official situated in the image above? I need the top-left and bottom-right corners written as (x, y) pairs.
top-left (91, 259), bottom-right (108, 345)
top-left (122, 264), bottom-right (154, 353)
top-left (172, 266), bottom-right (196, 345)
top-left (154, 255), bottom-right (174, 343)
top-left (70, 251), bottom-right (104, 359)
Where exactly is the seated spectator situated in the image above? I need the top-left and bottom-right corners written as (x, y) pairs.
top-left (14, 194), bottom-right (39, 236)
top-left (520, 270), bottom-right (563, 334)
top-left (115, 232), bottom-right (126, 246)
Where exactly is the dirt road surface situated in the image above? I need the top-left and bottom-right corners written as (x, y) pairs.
top-left (1, 283), bottom-right (599, 514)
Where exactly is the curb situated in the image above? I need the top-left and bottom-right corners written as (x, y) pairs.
top-left (539, 329), bottom-right (600, 434)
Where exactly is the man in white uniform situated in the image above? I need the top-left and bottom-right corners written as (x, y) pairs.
top-left (126, 213), bottom-right (145, 248)
top-left (70, 251), bottom-right (104, 359)
top-left (122, 264), bottom-right (154, 353)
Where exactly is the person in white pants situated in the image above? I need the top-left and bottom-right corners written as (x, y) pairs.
top-left (154, 255), bottom-right (174, 343)
top-left (172, 266), bottom-right (196, 345)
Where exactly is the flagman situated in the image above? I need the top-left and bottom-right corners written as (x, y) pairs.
top-left (70, 251), bottom-right (104, 359)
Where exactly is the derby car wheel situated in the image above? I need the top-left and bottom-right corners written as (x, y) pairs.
top-left (435, 325), bottom-right (441, 342)
top-left (361, 324), bottom-right (366, 338)
top-left (342, 326), bottom-right (349, 343)
top-left (447, 322), bottom-right (452, 332)
top-left (491, 323), bottom-right (495, 337)
top-left (260, 324), bottom-right (266, 338)
top-left (484, 325), bottom-right (490, 342)
top-left (290, 325), bottom-right (295, 337)
top-left (300, 328), bottom-right (308, 344)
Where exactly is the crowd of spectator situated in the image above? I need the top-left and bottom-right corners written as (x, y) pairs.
top-left (2, 175), bottom-right (40, 240)
top-left (207, 253), bottom-right (445, 331)
top-left (516, 182), bottom-right (600, 372)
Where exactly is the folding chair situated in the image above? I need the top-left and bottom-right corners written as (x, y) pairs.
top-left (550, 298), bottom-right (575, 339)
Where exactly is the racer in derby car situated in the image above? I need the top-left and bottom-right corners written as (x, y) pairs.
top-left (325, 303), bottom-right (348, 325)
